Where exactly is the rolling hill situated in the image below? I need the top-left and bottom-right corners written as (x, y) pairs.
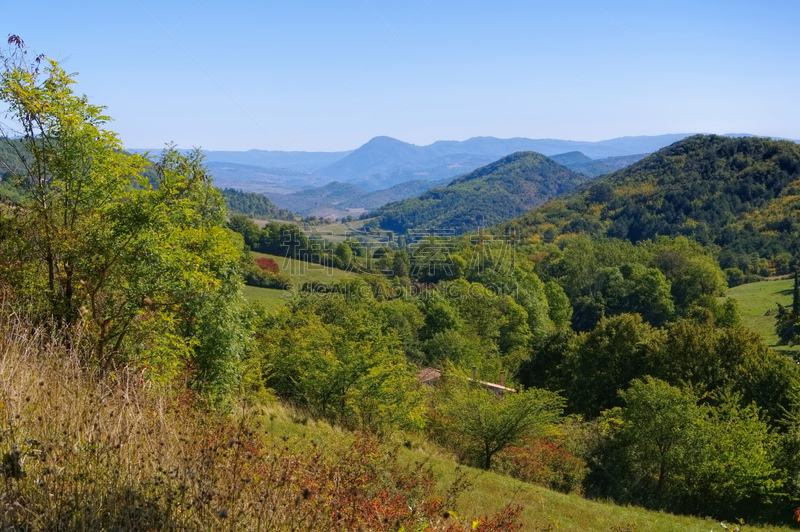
top-left (268, 181), bottom-right (367, 215)
top-left (220, 188), bottom-right (295, 219)
top-left (502, 134), bottom-right (800, 273)
top-left (549, 152), bottom-right (648, 177)
top-left (345, 177), bottom-right (452, 210)
top-left (370, 151), bottom-right (589, 234)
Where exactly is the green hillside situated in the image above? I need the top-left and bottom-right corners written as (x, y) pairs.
top-left (221, 188), bottom-right (295, 219)
top-left (504, 135), bottom-right (800, 276)
top-left (371, 151), bottom-right (589, 234)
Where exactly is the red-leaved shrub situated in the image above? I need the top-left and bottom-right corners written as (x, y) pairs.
top-left (496, 439), bottom-right (588, 494)
top-left (255, 257), bottom-right (280, 273)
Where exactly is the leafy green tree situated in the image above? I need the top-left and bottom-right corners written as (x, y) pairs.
top-left (645, 320), bottom-right (798, 424)
top-left (645, 319), bottom-right (722, 392)
top-left (391, 249), bottom-right (411, 279)
top-left (686, 295), bottom-right (741, 328)
top-left (423, 328), bottom-right (482, 369)
top-left (227, 214), bottom-right (261, 248)
top-left (517, 329), bottom-right (576, 392)
top-left (434, 379), bottom-right (564, 469)
top-left (376, 298), bottom-right (425, 363)
top-left (565, 314), bottom-right (662, 417)
top-left (621, 263), bottom-right (675, 326)
top-left (603, 379), bottom-right (783, 517)
top-left (649, 238), bottom-right (726, 311)
top-left (615, 377), bottom-right (702, 507)
top-left (0, 41), bottom-right (245, 398)
top-left (691, 392), bottom-right (783, 517)
top-left (333, 241), bottom-right (354, 271)
top-left (418, 293), bottom-right (462, 341)
top-left (724, 267), bottom-right (745, 287)
top-left (262, 302), bottom-right (424, 432)
top-left (543, 280), bottom-right (572, 330)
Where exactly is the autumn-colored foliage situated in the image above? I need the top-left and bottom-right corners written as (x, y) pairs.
top-left (496, 439), bottom-right (588, 494)
top-left (255, 256), bottom-right (280, 273)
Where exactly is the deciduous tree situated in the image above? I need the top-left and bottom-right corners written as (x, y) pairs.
top-left (434, 379), bottom-right (564, 469)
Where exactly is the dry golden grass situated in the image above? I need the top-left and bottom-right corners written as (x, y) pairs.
top-left (0, 315), bottom-right (522, 531)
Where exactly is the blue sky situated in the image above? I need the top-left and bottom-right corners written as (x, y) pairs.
top-left (3, 1), bottom-right (799, 151)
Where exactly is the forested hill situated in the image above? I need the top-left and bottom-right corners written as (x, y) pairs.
top-left (370, 151), bottom-right (589, 234)
top-left (220, 188), bottom-right (295, 219)
top-left (503, 134), bottom-right (800, 274)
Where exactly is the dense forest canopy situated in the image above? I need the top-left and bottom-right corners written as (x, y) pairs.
top-left (504, 135), bottom-right (800, 276)
top-left (220, 187), bottom-right (295, 219)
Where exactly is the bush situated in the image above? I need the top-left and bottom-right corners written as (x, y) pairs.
top-left (243, 267), bottom-right (293, 289)
top-left (496, 439), bottom-right (588, 494)
top-left (724, 267), bottom-right (745, 288)
top-left (255, 256), bottom-right (280, 273)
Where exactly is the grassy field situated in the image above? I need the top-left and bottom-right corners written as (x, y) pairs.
top-left (252, 251), bottom-right (353, 283)
top-left (241, 285), bottom-right (290, 312)
top-left (242, 253), bottom-right (354, 311)
top-left (724, 278), bottom-right (799, 353)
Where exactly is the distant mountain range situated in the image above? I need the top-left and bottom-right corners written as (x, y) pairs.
top-left (267, 178), bottom-right (452, 218)
top-left (190, 133), bottom-right (693, 193)
top-left (135, 134), bottom-right (691, 188)
top-left (132, 133), bottom-right (793, 218)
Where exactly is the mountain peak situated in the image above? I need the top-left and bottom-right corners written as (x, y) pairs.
top-left (362, 136), bottom-right (415, 148)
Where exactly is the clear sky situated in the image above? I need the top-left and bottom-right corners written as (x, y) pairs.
top-left (3, 1), bottom-right (799, 151)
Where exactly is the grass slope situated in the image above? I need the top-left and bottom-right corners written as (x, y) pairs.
top-left (242, 253), bottom-right (354, 311)
top-left (252, 252), bottom-right (352, 284)
top-left (214, 396), bottom-right (791, 531)
top-left (724, 278), bottom-right (800, 354)
top-left (241, 285), bottom-right (290, 312)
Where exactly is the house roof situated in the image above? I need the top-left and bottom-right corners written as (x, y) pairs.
top-left (416, 367), bottom-right (442, 384)
top-left (414, 367), bottom-right (517, 393)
